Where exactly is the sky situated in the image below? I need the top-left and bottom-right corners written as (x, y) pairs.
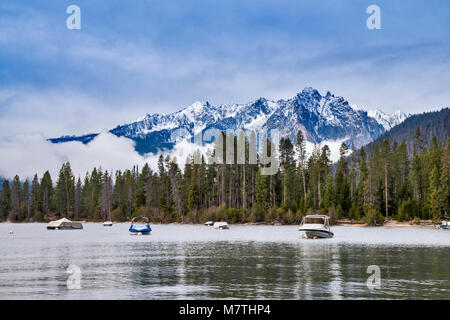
top-left (0, 0), bottom-right (449, 179)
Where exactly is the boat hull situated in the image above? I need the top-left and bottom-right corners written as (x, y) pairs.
top-left (129, 226), bottom-right (152, 235)
top-left (129, 230), bottom-right (151, 235)
top-left (213, 222), bottom-right (229, 230)
top-left (47, 224), bottom-right (83, 230)
top-left (299, 229), bottom-right (334, 239)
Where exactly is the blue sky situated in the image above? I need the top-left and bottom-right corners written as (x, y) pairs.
top-left (0, 0), bottom-right (449, 139)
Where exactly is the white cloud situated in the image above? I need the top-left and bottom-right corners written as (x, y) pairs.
top-left (0, 131), bottom-right (214, 181)
top-left (0, 132), bottom-right (142, 180)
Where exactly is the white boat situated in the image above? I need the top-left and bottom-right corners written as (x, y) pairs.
top-left (104, 209), bottom-right (113, 226)
top-left (299, 215), bottom-right (333, 239)
top-left (47, 218), bottom-right (83, 230)
top-left (213, 222), bottom-right (229, 230)
top-left (439, 221), bottom-right (449, 229)
top-left (204, 221), bottom-right (214, 226)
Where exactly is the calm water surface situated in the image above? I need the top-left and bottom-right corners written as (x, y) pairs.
top-left (0, 223), bottom-right (449, 299)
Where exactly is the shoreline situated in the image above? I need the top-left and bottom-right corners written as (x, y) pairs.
top-left (334, 220), bottom-right (437, 228)
top-left (0, 219), bottom-right (443, 228)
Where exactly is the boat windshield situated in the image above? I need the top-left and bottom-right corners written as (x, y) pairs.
top-left (131, 216), bottom-right (149, 225)
top-left (304, 217), bottom-right (326, 224)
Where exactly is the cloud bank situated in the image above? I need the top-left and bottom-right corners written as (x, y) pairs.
top-left (0, 132), bottom-right (211, 180)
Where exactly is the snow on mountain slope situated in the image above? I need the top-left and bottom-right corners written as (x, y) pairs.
top-left (50, 87), bottom-right (408, 154)
top-left (367, 109), bottom-right (408, 131)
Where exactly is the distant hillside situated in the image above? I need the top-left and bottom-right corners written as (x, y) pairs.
top-left (364, 108), bottom-right (449, 152)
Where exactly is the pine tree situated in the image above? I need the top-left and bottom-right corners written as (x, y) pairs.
top-left (412, 128), bottom-right (425, 217)
top-left (11, 175), bottom-right (21, 220)
top-left (74, 177), bottom-right (81, 220)
top-left (55, 162), bottom-right (75, 217)
top-left (38, 171), bottom-right (53, 219)
top-left (255, 168), bottom-right (269, 210)
top-left (356, 147), bottom-right (369, 214)
top-left (440, 139), bottom-right (450, 216)
top-left (279, 137), bottom-right (294, 208)
top-left (30, 174), bottom-right (40, 221)
top-left (308, 144), bottom-right (321, 209)
top-left (335, 143), bottom-right (351, 215)
top-left (381, 140), bottom-right (391, 219)
top-left (319, 145), bottom-right (331, 208)
top-left (22, 179), bottom-right (30, 221)
top-left (323, 172), bottom-right (335, 209)
top-left (168, 158), bottom-right (183, 220)
top-left (188, 162), bottom-right (199, 213)
top-left (428, 165), bottom-right (441, 220)
top-left (88, 167), bottom-right (102, 220)
top-left (0, 180), bottom-right (11, 221)
top-left (296, 130), bottom-right (307, 201)
top-left (100, 171), bottom-right (113, 221)
top-left (81, 173), bottom-right (90, 220)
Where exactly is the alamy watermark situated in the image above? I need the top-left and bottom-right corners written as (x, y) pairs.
top-left (366, 265), bottom-right (381, 290)
top-left (66, 5), bottom-right (381, 31)
top-left (66, 264), bottom-right (81, 289)
top-left (169, 128), bottom-right (280, 175)
top-left (66, 5), bottom-right (81, 30)
top-left (366, 5), bottom-right (381, 30)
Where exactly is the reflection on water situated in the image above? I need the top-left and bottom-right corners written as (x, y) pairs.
top-left (0, 224), bottom-right (449, 299)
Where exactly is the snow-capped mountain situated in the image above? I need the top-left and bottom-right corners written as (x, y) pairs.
top-left (367, 109), bottom-right (408, 131)
top-left (49, 87), bottom-right (408, 154)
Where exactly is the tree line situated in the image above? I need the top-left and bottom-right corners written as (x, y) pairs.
top-left (0, 129), bottom-right (448, 225)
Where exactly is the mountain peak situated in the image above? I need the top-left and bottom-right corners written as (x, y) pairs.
top-left (183, 101), bottom-right (209, 112)
top-left (298, 87), bottom-right (322, 99)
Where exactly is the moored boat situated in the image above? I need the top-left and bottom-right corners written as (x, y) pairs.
top-left (439, 220), bottom-right (449, 229)
top-left (103, 209), bottom-right (113, 226)
top-left (204, 221), bottom-right (214, 226)
top-left (129, 216), bottom-right (152, 235)
top-left (299, 215), bottom-right (333, 239)
top-left (213, 222), bottom-right (229, 230)
top-left (47, 218), bottom-right (83, 230)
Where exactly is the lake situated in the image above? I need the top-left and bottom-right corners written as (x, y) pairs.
top-left (0, 223), bottom-right (449, 299)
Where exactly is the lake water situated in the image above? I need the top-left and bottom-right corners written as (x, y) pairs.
top-left (0, 223), bottom-right (449, 300)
